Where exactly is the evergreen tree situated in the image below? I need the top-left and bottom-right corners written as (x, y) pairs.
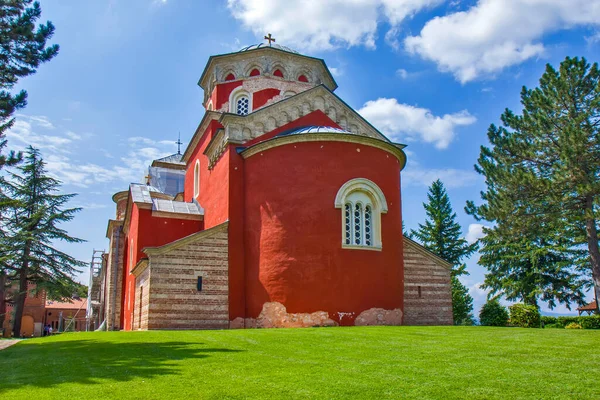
top-left (0, 0), bottom-right (59, 167)
top-left (0, 147), bottom-right (85, 337)
top-left (466, 57), bottom-right (598, 309)
top-left (411, 179), bottom-right (478, 324)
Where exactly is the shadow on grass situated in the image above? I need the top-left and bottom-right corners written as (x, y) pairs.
top-left (0, 336), bottom-right (243, 393)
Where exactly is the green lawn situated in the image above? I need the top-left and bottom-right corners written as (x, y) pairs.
top-left (0, 327), bottom-right (597, 399)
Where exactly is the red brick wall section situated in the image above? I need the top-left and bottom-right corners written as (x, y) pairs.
top-left (144, 223), bottom-right (229, 330)
top-left (402, 238), bottom-right (453, 325)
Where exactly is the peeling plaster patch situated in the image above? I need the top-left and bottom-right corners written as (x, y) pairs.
top-left (229, 317), bottom-right (245, 329)
top-left (337, 311), bottom-right (355, 323)
top-left (354, 308), bottom-right (403, 326)
top-left (249, 302), bottom-right (338, 328)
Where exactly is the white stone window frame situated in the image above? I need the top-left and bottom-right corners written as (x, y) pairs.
top-left (335, 178), bottom-right (387, 251)
top-left (193, 160), bottom-right (200, 198)
top-left (229, 87), bottom-right (252, 115)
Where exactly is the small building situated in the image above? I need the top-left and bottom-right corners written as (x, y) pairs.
top-left (2, 282), bottom-right (88, 337)
top-left (577, 301), bottom-right (598, 316)
top-left (45, 298), bottom-right (88, 332)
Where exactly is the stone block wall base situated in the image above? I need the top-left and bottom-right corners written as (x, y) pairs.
top-left (354, 308), bottom-right (403, 326)
top-left (231, 302), bottom-right (338, 328)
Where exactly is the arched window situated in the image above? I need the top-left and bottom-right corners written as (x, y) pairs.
top-left (225, 73), bottom-right (235, 81)
top-left (298, 74), bottom-right (308, 83)
top-left (273, 69), bottom-right (284, 78)
top-left (193, 160), bottom-right (200, 198)
top-left (335, 178), bottom-right (388, 249)
top-left (249, 68), bottom-right (260, 77)
top-left (230, 89), bottom-right (252, 115)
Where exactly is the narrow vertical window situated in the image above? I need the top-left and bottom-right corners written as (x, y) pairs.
top-left (354, 203), bottom-right (363, 245)
top-left (193, 160), bottom-right (200, 198)
top-left (236, 96), bottom-right (249, 115)
top-left (344, 203), bottom-right (351, 245)
top-left (364, 205), bottom-right (372, 246)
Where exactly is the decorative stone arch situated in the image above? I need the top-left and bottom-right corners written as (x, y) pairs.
top-left (206, 100), bottom-right (214, 111)
top-left (283, 90), bottom-right (296, 99)
top-left (270, 63), bottom-right (287, 79)
top-left (229, 86), bottom-right (252, 115)
top-left (335, 178), bottom-right (388, 250)
top-left (245, 63), bottom-right (262, 77)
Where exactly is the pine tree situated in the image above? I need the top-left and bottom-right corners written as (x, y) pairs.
top-left (0, 0), bottom-right (59, 167)
top-left (411, 179), bottom-right (478, 324)
top-left (0, 147), bottom-right (85, 337)
top-left (466, 57), bottom-right (598, 309)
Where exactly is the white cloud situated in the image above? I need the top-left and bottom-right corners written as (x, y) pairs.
top-left (405, 0), bottom-right (600, 83)
top-left (358, 98), bottom-right (476, 149)
top-left (396, 68), bottom-right (409, 79)
top-left (6, 115), bottom-right (177, 188)
top-left (402, 167), bottom-right (480, 189)
top-left (329, 67), bottom-right (343, 77)
top-left (227, 0), bottom-right (442, 51)
top-left (466, 223), bottom-right (487, 244)
top-left (586, 31), bottom-right (600, 44)
top-left (7, 118), bottom-right (73, 154)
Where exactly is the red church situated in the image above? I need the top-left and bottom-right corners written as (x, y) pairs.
top-left (90, 41), bottom-right (453, 331)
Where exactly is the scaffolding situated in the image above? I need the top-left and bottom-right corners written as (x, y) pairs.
top-left (86, 249), bottom-right (105, 331)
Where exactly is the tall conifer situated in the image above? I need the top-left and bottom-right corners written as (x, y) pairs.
top-left (0, 147), bottom-right (84, 337)
top-left (0, 0), bottom-right (59, 167)
top-left (466, 57), bottom-right (598, 309)
top-left (411, 179), bottom-right (478, 324)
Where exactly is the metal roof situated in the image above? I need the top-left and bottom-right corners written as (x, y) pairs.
top-left (130, 184), bottom-right (163, 204)
top-left (277, 125), bottom-right (352, 137)
top-left (239, 43), bottom-right (298, 54)
top-left (152, 198), bottom-right (203, 216)
top-left (153, 153), bottom-right (185, 165)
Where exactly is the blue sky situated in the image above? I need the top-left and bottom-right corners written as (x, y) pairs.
top-left (6, 0), bottom-right (600, 315)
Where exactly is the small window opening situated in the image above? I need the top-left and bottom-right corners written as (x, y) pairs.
top-left (418, 286), bottom-right (422, 298)
top-left (225, 73), bottom-right (235, 81)
top-left (273, 69), bottom-right (284, 78)
top-left (298, 74), bottom-right (308, 83)
top-left (249, 68), bottom-right (260, 77)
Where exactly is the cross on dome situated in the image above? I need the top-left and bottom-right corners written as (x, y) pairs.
top-left (264, 33), bottom-right (275, 46)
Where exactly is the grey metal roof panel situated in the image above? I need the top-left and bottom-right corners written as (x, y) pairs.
top-left (151, 198), bottom-right (203, 215)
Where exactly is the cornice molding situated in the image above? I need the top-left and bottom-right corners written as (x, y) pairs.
top-left (403, 237), bottom-right (453, 269)
top-left (181, 111), bottom-right (222, 163)
top-left (219, 85), bottom-right (392, 144)
top-left (240, 132), bottom-right (407, 170)
top-left (131, 259), bottom-right (149, 277)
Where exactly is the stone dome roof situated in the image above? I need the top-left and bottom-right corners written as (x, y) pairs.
top-left (239, 43), bottom-right (299, 54)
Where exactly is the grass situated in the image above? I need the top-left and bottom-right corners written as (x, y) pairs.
top-left (0, 326), bottom-right (598, 399)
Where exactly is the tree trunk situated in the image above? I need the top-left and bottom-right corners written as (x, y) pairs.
top-left (12, 243), bottom-right (30, 338)
top-left (0, 271), bottom-right (6, 334)
top-left (584, 196), bottom-right (600, 308)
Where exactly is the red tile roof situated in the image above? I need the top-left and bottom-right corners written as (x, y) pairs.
top-left (45, 298), bottom-right (87, 310)
top-left (577, 301), bottom-right (598, 311)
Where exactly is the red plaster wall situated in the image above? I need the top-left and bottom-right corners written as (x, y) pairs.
top-left (253, 88), bottom-right (281, 109)
top-left (243, 140), bottom-right (404, 326)
top-left (184, 121), bottom-right (230, 230)
top-left (121, 203), bottom-right (202, 330)
top-left (209, 81), bottom-right (243, 111)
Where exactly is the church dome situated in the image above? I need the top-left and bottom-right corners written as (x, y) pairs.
top-left (239, 43), bottom-right (299, 54)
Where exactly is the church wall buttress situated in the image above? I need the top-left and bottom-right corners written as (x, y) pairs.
top-left (144, 224), bottom-right (229, 330)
